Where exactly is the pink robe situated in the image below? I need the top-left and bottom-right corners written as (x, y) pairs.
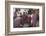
top-left (31, 14), bottom-right (37, 27)
top-left (14, 16), bottom-right (22, 27)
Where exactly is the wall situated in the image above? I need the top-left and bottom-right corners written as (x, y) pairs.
top-left (0, 0), bottom-right (46, 36)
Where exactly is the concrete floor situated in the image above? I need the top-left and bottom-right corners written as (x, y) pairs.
top-left (23, 21), bottom-right (39, 27)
